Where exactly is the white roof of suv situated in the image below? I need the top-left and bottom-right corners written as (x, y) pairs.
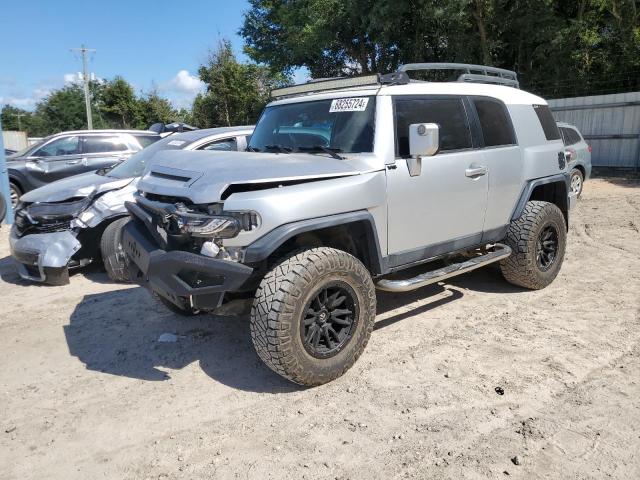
top-left (270, 82), bottom-right (546, 108)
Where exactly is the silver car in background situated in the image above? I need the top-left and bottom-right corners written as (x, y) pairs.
top-left (558, 122), bottom-right (592, 197)
top-left (9, 126), bottom-right (253, 285)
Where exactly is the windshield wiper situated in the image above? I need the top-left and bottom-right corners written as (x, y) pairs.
top-left (264, 144), bottom-right (293, 153)
top-left (298, 145), bottom-right (344, 160)
top-left (246, 146), bottom-right (260, 152)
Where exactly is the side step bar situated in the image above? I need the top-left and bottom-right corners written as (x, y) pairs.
top-left (376, 243), bottom-right (512, 292)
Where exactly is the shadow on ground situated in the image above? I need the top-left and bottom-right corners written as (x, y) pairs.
top-left (0, 255), bottom-right (32, 286)
top-left (64, 265), bottom-right (518, 392)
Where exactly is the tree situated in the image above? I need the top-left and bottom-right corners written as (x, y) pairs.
top-left (0, 105), bottom-right (33, 132)
top-left (241, 0), bottom-right (640, 98)
top-left (95, 76), bottom-right (143, 129)
top-left (138, 88), bottom-right (176, 127)
top-left (192, 40), bottom-right (289, 128)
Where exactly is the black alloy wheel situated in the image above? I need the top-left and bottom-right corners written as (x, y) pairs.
top-left (301, 282), bottom-right (358, 358)
top-left (536, 225), bottom-right (559, 271)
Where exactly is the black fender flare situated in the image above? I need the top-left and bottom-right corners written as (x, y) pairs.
top-left (243, 211), bottom-right (386, 275)
top-left (511, 173), bottom-right (570, 224)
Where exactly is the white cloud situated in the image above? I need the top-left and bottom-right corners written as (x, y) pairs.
top-left (158, 70), bottom-right (205, 109)
top-left (172, 70), bottom-right (205, 94)
top-left (64, 72), bottom-right (80, 84)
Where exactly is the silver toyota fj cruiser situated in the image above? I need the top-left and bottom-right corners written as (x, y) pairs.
top-left (123, 64), bottom-right (575, 386)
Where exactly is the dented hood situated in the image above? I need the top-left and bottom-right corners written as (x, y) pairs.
top-left (20, 172), bottom-right (134, 204)
top-left (137, 150), bottom-right (362, 204)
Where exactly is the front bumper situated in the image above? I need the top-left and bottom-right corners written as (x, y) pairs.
top-left (122, 220), bottom-right (254, 311)
top-left (9, 227), bottom-right (81, 285)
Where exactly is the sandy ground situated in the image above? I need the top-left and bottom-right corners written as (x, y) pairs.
top-left (0, 177), bottom-right (639, 480)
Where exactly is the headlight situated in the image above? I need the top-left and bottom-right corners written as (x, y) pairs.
top-left (176, 213), bottom-right (240, 238)
top-left (27, 197), bottom-right (91, 220)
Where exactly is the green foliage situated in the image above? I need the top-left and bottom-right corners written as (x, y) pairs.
top-left (192, 40), bottom-right (290, 127)
top-left (241, 0), bottom-right (640, 98)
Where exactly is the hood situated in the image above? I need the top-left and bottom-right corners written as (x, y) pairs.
top-left (137, 150), bottom-right (362, 204)
top-left (20, 171), bottom-right (134, 204)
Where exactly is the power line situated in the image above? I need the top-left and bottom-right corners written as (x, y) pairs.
top-left (70, 44), bottom-right (96, 129)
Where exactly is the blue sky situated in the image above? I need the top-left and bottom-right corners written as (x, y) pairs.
top-left (0, 0), bottom-right (275, 110)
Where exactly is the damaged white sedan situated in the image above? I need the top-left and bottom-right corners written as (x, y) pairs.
top-left (9, 126), bottom-right (253, 285)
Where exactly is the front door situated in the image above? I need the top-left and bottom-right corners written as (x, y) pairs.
top-left (386, 96), bottom-right (488, 267)
top-left (26, 135), bottom-right (83, 185)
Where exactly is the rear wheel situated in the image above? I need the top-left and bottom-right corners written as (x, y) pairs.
top-left (500, 200), bottom-right (566, 290)
top-left (250, 247), bottom-right (376, 386)
top-left (100, 217), bottom-right (132, 282)
top-left (569, 168), bottom-right (584, 197)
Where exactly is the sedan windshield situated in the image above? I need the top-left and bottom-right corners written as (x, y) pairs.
top-left (248, 96), bottom-right (375, 154)
top-left (105, 136), bottom-right (190, 179)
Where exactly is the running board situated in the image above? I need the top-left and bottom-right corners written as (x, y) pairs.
top-left (376, 243), bottom-right (512, 292)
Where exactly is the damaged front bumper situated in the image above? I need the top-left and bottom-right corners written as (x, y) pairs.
top-left (9, 227), bottom-right (81, 285)
top-left (122, 220), bottom-right (254, 311)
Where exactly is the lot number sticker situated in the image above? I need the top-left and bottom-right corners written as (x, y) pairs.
top-left (330, 97), bottom-right (369, 113)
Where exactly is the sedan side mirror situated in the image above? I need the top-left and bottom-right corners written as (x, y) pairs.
top-left (408, 123), bottom-right (439, 177)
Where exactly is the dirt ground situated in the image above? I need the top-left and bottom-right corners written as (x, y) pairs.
top-left (1, 177), bottom-right (639, 480)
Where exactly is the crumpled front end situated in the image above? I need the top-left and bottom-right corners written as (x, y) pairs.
top-left (9, 228), bottom-right (81, 285)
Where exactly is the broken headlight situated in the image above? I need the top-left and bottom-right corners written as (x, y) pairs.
top-left (176, 214), bottom-right (239, 238)
top-left (27, 197), bottom-right (92, 220)
top-left (176, 211), bottom-right (260, 238)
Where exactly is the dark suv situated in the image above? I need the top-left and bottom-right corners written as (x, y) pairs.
top-left (6, 130), bottom-right (160, 208)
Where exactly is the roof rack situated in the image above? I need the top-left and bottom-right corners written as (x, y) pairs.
top-left (270, 63), bottom-right (519, 98)
top-left (399, 63), bottom-right (519, 88)
top-left (271, 72), bottom-right (409, 99)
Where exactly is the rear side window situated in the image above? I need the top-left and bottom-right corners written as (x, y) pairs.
top-left (472, 98), bottom-right (516, 147)
top-left (533, 105), bottom-right (561, 141)
top-left (395, 97), bottom-right (472, 156)
top-left (561, 127), bottom-right (582, 146)
top-left (83, 136), bottom-right (129, 154)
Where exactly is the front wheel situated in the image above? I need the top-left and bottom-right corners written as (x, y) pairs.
top-left (250, 247), bottom-right (377, 386)
top-left (500, 200), bottom-right (567, 290)
top-left (100, 217), bottom-right (132, 282)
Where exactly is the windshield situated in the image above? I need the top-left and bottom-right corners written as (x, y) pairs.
top-left (248, 96), bottom-right (375, 154)
top-left (105, 135), bottom-right (190, 179)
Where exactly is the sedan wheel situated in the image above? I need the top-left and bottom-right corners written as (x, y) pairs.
top-left (9, 183), bottom-right (21, 209)
top-left (570, 169), bottom-right (584, 197)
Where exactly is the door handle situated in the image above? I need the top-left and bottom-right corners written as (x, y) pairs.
top-left (66, 159), bottom-right (81, 164)
top-left (465, 165), bottom-right (488, 178)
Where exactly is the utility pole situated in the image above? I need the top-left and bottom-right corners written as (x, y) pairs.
top-left (12, 113), bottom-right (25, 131)
top-left (71, 44), bottom-right (96, 129)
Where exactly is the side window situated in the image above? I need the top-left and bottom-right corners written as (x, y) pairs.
top-left (34, 136), bottom-right (80, 157)
top-left (83, 136), bottom-right (129, 154)
top-left (533, 104), bottom-right (561, 141)
top-left (198, 138), bottom-right (237, 151)
top-left (472, 98), bottom-right (516, 147)
top-left (568, 128), bottom-right (582, 145)
top-left (395, 97), bottom-right (472, 156)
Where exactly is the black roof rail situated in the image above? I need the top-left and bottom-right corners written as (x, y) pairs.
top-left (398, 63), bottom-right (519, 88)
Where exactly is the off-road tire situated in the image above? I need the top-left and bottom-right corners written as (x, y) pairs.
top-left (500, 200), bottom-right (566, 290)
top-left (569, 168), bottom-right (584, 197)
top-left (100, 217), bottom-right (131, 282)
top-left (250, 247), bottom-right (377, 386)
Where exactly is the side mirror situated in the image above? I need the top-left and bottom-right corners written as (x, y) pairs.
top-left (408, 123), bottom-right (439, 177)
